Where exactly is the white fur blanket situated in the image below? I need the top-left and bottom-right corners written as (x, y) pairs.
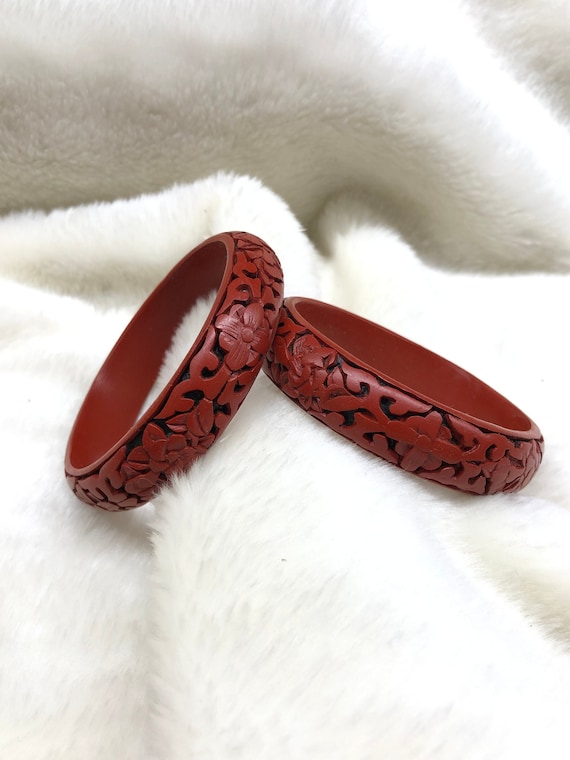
top-left (2, 2), bottom-right (570, 758)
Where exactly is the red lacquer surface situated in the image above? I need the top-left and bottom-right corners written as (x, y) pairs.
top-left (66, 232), bottom-right (284, 510)
top-left (264, 298), bottom-right (543, 495)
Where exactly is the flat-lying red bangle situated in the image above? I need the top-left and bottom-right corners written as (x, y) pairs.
top-left (264, 297), bottom-right (544, 495)
top-left (65, 232), bottom-right (284, 511)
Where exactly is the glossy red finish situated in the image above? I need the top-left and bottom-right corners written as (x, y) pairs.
top-left (66, 232), bottom-right (284, 510)
top-left (264, 297), bottom-right (543, 494)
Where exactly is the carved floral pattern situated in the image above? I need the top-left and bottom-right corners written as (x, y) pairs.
top-left (68, 232), bottom-right (284, 511)
top-left (264, 304), bottom-right (544, 495)
top-left (215, 302), bottom-right (271, 371)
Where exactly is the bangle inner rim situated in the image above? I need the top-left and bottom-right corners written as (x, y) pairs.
top-left (293, 298), bottom-right (533, 434)
top-left (68, 241), bottom-right (227, 470)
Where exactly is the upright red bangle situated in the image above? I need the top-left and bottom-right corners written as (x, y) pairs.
top-left (264, 297), bottom-right (544, 495)
top-left (65, 232), bottom-right (284, 511)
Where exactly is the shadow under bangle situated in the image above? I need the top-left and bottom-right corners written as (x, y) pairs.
top-left (65, 231), bottom-right (284, 511)
top-left (264, 297), bottom-right (543, 495)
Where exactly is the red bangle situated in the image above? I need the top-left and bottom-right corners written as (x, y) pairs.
top-left (65, 232), bottom-right (284, 511)
top-left (264, 297), bottom-right (544, 495)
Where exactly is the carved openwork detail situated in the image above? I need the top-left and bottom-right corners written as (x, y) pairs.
top-left (264, 304), bottom-right (543, 495)
top-left (68, 233), bottom-right (284, 510)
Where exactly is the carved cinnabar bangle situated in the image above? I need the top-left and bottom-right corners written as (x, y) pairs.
top-left (65, 232), bottom-right (284, 511)
top-left (264, 297), bottom-right (544, 495)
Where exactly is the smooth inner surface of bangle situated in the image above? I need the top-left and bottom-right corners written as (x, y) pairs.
top-left (68, 241), bottom-right (227, 470)
top-left (292, 298), bottom-right (532, 434)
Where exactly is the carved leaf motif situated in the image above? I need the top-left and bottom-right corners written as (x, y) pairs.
top-left (158, 379), bottom-right (204, 418)
top-left (186, 400), bottom-right (215, 438)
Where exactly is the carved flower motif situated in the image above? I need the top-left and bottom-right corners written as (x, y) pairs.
top-left (121, 423), bottom-right (194, 497)
top-left (388, 411), bottom-right (461, 472)
top-left (215, 302), bottom-right (270, 371)
top-left (284, 334), bottom-right (337, 409)
top-left (289, 335), bottom-right (334, 386)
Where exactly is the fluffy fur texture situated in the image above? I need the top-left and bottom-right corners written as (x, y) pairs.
top-left (1, 2), bottom-right (570, 758)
